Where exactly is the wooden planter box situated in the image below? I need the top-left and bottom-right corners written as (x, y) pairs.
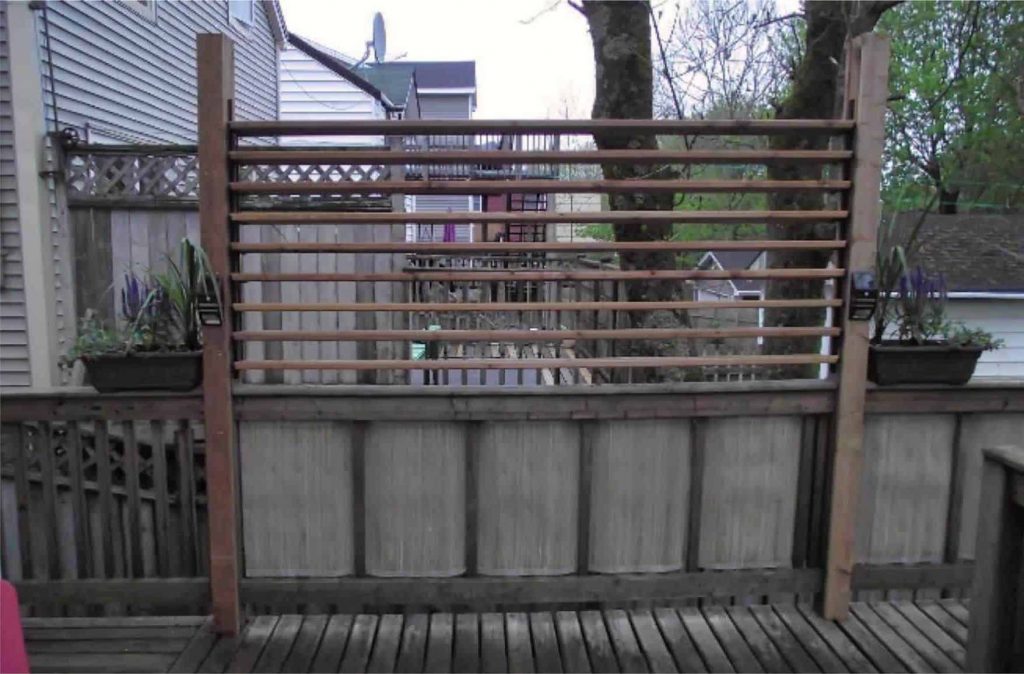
top-left (83, 351), bottom-right (203, 393)
top-left (868, 342), bottom-right (984, 386)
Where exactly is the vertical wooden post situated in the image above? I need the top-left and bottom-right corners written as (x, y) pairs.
top-left (197, 33), bottom-right (242, 635)
top-left (821, 33), bottom-right (889, 621)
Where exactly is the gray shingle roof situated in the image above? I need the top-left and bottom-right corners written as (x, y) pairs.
top-left (894, 212), bottom-right (1024, 292)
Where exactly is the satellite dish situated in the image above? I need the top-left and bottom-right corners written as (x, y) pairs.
top-left (372, 12), bottom-right (387, 63)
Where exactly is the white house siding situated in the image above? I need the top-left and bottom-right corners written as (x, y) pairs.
top-left (411, 196), bottom-right (474, 242)
top-left (946, 298), bottom-right (1024, 378)
top-left (0, 3), bottom-right (29, 386)
top-left (37, 0), bottom-right (279, 143)
top-left (278, 45), bottom-right (385, 146)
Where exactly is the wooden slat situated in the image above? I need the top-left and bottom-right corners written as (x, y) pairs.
top-left (748, 605), bottom-right (819, 674)
top-left (236, 354), bottom-right (838, 372)
top-left (93, 422), bottom-right (116, 577)
top-left (452, 613), bottom-right (480, 674)
top-left (122, 421), bottom-right (144, 578)
top-left (795, 604), bottom-right (877, 672)
top-left (703, 606), bottom-right (763, 673)
top-left (529, 612), bottom-right (563, 674)
top-left (226, 615), bottom-right (278, 673)
top-left (234, 327), bottom-right (839, 344)
top-left (29, 639), bottom-right (192, 654)
top-left (169, 618), bottom-right (218, 673)
top-left (772, 604), bottom-right (847, 673)
top-left (653, 608), bottom-right (707, 673)
top-left (280, 614), bottom-right (329, 673)
top-left (395, 613), bottom-right (429, 673)
top-left (480, 613), bottom-right (507, 674)
top-left (196, 632), bottom-right (241, 673)
top-left (848, 603), bottom-right (932, 673)
top-left (366, 614), bottom-right (403, 673)
top-left (232, 268), bottom-right (843, 283)
top-left (229, 118), bottom-right (856, 136)
top-left (678, 608), bottom-right (734, 673)
top-left (725, 607), bottom-right (791, 673)
top-left (150, 420), bottom-right (171, 577)
top-left (937, 599), bottom-right (969, 627)
top-left (603, 609), bottom-right (648, 672)
top-left (254, 614), bottom-right (303, 673)
top-left (309, 614), bottom-right (354, 673)
top-left (10, 425), bottom-right (33, 579)
top-left (339, 614), bottom-right (379, 673)
top-left (232, 238), bottom-right (844, 253)
top-left (232, 148), bottom-right (853, 164)
top-left (891, 602), bottom-right (965, 666)
top-left (65, 421), bottom-right (92, 578)
top-left (232, 178), bottom-right (850, 195)
top-left (24, 626), bottom-right (200, 641)
top-left (175, 421), bottom-right (199, 576)
top-left (234, 298), bottom-right (843, 313)
top-left (916, 602), bottom-right (967, 645)
top-left (505, 613), bottom-right (534, 673)
top-left (553, 612), bottom-right (591, 673)
top-left (13, 578), bottom-right (209, 608)
top-left (578, 611), bottom-right (618, 674)
top-left (833, 611), bottom-right (907, 673)
top-left (21, 617), bottom-right (207, 629)
top-left (629, 610), bottom-right (677, 673)
top-left (0, 394), bottom-right (203, 424)
top-left (36, 422), bottom-right (61, 580)
top-left (231, 209), bottom-right (847, 225)
top-left (28, 653), bottom-right (174, 673)
top-left (868, 602), bottom-right (960, 673)
top-left (423, 613), bottom-right (454, 674)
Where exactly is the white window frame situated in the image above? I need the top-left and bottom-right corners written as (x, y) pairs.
top-left (119, 0), bottom-right (157, 22)
top-left (228, 0), bottom-right (255, 28)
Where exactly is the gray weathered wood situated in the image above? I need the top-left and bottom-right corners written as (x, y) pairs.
top-left (916, 602), bottom-right (966, 645)
top-left (704, 606), bottom-right (763, 673)
top-left (848, 603), bottom-right (932, 673)
top-left (833, 610), bottom-right (907, 673)
top-left (589, 420), bottom-right (689, 573)
top-left (726, 606), bottom-right (791, 673)
top-left (240, 421), bottom-right (354, 576)
top-left (254, 614), bottom-right (303, 673)
top-left (891, 602), bottom-right (964, 667)
top-left (795, 604), bottom-right (877, 672)
top-left (226, 615), bottom-right (279, 673)
top-left (629, 609), bottom-right (676, 673)
top-left (169, 618), bottom-right (217, 673)
top-left (555, 611), bottom-right (592, 673)
top-left (477, 421), bottom-right (578, 575)
top-left (603, 609), bottom-right (647, 672)
top-left (529, 612), bottom-right (563, 674)
top-left (578, 610), bottom-right (617, 674)
top-left (366, 614), bottom-right (403, 673)
top-left (309, 614), bottom-right (353, 673)
top-left (679, 607), bottom-right (734, 673)
top-left (452, 613), bottom-right (480, 674)
top-left (870, 602), bottom-right (959, 673)
top-left (280, 614), bottom-right (328, 673)
top-left (772, 604), bottom-right (847, 673)
top-left (480, 613), bottom-right (507, 674)
top-left (505, 613), bottom-right (534, 673)
top-left (339, 614), bottom-right (379, 673)
top-left (395, 613), bottom-right (429, 673)
top-left (653, 607), bottom-right (706, 673)
top-left (424, 613), bottom-right (454, 674)
top-left (748, 605), bottom-right (819, 674)
top-left (699, 416), bottom-right (802, 569)
top-left (364, 422), bottom-right (465, 576)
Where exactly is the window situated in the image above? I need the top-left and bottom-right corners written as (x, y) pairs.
top-left (120, 0), bottom-right (157, 21)
top-left (229, 0), bottom-right (254, 26)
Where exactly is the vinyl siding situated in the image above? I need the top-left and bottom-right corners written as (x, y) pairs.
top-left (418, 93), bottom-right (472, 120)
top-left (38, 0), bottom-right (279, 143)
top-left (278, 45), bottom-right (384, 146)
top-left (411, 196), bottom-right (475, 242)
top-left (0, 3), bottom-right (29, 386)
top-left (946, 299), bottom-right (1024, 378)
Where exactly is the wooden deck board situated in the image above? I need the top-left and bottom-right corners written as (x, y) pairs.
top-left (20, 600), bottom-right (974, 673)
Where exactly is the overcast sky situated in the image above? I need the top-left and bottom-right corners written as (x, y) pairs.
top-left (280, 0), bottom-right (597, 119)
top-left (279, 0), bottom-right (799, 119)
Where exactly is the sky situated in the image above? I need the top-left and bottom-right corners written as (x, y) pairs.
top-left (279, 0), bottom-right (598, 119)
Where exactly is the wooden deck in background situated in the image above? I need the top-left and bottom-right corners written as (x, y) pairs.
top-left (23, 600), bottom-right (970, 673)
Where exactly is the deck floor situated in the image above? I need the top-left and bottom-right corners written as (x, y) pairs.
top-left (23, 600), bottom-right (970, 673)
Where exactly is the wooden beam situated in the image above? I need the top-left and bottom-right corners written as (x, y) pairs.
top-left (239, 568), bottom-right (823, 607)
top-left (231, 178), bottom-right (850, 195)
top-left (197, 32), bottom-right (241, 636)
top-left (232, 239), bottom-right (846, 253)
top-left (229, 118), bottom-right (855, 136)
top-left (822, 33), bottom-right (890, 622)
top-left (233, 298), bottom-right (843, 313)
top-left (232, 210), bottom-right (848, 225)
top-left (13, 579), bottom-right (210, 607)
top-left (230, 268), bottom-right (844, 282)
top-left (231, 148), bottom-right (853, 165)
top-left (232, 327), bottom-right (841, 342)
top-left (234, 354), bottom-right (838, 372)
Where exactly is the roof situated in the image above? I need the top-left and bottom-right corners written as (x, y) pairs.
top-left (698, 250), bottom-right (764, 294)
top-left (260, 1), bottom-right (288, 47)
top-left (287, 33), bottom-right (400, 111)
top-left (401, 61), bottom-right (476, 89)
top-left (894, 212), bottom-right (1024, 293)
top-left (355, 64), bottom-right (418, 108)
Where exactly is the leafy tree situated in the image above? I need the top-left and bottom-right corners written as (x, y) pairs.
top-left (881, 0), bottom-right (1024, 214)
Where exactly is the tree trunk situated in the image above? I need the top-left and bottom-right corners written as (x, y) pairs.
top-left (763, 0), bottom-right (897, 377)
top-left (938, 186), bottom-right (959, 214)
top-left (584, 0), bottom-right (692, 382)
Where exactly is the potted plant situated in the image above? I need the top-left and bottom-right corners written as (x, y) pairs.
top-left (63, 239), bottom-right (219, 392)
top-left (868, 250), bottom-right (1003, 383)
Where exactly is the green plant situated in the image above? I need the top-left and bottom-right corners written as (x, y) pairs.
top-left (151, 238), bottom-right (219, 351)
top-left (61, 311), bottom-right (126, 369)
top-left (944, 323), bottom-right (1003, 350)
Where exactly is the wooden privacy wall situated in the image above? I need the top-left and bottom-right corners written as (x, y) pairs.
top-left (224, 118), bottom-right (856, 384)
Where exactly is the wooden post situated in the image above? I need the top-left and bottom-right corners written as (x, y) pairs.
top-left (821, 33), bottom-right (889, 621)
top-left (967, 446), bottom-right (1024, 673)
top-left (197, 33), bottom-right (242, 635)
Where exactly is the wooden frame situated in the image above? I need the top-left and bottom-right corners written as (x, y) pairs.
top-left (232, 210), bottom-right (846, 225)
top-left (822, 33), bottom-right (890, 621)
top-left (197, 33), bottom-right (242, 636)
